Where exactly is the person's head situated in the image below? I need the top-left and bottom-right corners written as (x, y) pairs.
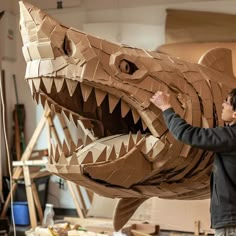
top-left (222, 88), bottom-right (236, 125)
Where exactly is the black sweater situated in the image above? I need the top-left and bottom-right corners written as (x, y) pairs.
top-left (163, 108), bottom-right (236, 229)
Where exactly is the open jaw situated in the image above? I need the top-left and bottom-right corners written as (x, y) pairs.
top-left (27, 75), bottom-right (167, 195)
top-left (29, 76), bottom-right (151, 138)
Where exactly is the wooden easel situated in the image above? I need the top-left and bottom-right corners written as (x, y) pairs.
top-left (0, 108), bottom-right (94, 228)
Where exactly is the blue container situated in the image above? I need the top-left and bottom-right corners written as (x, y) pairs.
top-left (12, 201), bottom-right (30, 226)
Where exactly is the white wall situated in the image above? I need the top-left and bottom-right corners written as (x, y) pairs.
top-left (2, 0), bottom-right (236, 232)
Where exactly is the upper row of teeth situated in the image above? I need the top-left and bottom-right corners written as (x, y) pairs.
top-left (27, 77), bottom-right (148, 131)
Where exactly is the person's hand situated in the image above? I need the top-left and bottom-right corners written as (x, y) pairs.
top-left (150, 91), bottom-right (172, 111)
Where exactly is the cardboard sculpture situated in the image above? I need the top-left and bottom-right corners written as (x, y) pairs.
top-left (19, 1), bottom-right (236, 231)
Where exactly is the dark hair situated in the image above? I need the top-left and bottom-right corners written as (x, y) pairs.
top-left (229, 88), bottom-right (236, 111)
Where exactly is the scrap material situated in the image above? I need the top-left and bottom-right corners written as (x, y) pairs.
top-left (19, 1), bottom-right (236, 231)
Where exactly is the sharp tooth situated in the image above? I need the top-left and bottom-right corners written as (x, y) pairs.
top-left (58, 153), bottom-right (67, 165)
top-left (32, 78), bottom-right (41, 92)
top-left (151, 140), bottom-right (166, 160)
top-left (62, 110), bottom-right (70, 121)
top-left (95, 147), bottom-right (107, 162)
top-left (108, 94), bottom-right (120, 113)
top-left (62, 141), bottom-right (69, 156)
top-left (72, 115), bottom-right (79, 127)
top-left (84, 135), bottom-right (93, 146)
top-left (42, 77), bottom-right (53, 94)
top-left (131, 109), bottom-right (140, 124)
top-left (69, 113), bottom-right (77, 126)
top-left (146, 148), bottom-right (154, 157)
top-left (80, 84), bottom-right (93, 102)
top-left (140, 136), bottom-right (163, 158)
top-left (65, 79), bottom-right (78, 96)
top-left (118, 142), bottom-right (126, 157)
top-left (127, 132), bottom-right (135, 151)
top-left (70, 140), bottom-right (76, 153)
top-left (77, 138), bottom-right (84, 149)
top-left (70, 152), bottom-right (78, 165)
top-left (50, 154), bottom-right (57, 164)
top-left (95, 89), bottom-right (107, 106)
top-left (139, 140), bottom-right (148, 155)
top-left (136, 131), bottom-right (142, 143)
top-left (54, 78), bottom-right (64, 93)
top-left (81, 151), bottom-right (93, 164)
top-left (55, 145), bottom-right (60, 162)
top-left (121, 100), bottom-right (130, 118)
top-left (40, 95), bottom-right (47, 107)
top-left (33, 93), bottom-right (39, 104)
top-left (141, 119), bottom-right (148, 131)
top-left (49, 154), bottom-right (54, 164)
top-left (107, 146), bottom-right (116, 161)
top-left (27, 79), bottom-right (35, 96)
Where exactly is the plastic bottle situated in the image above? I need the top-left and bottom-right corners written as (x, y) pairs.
top-left (42, 203), bottom-right (55, 227)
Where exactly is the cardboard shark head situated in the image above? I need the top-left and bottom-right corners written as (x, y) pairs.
top-left (19, 1), bottom-right (236, 230)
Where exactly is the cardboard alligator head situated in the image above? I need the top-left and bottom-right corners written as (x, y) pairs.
top-left (19, 1), bottom-right (236, 230)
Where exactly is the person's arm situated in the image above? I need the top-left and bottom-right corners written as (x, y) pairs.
top-left (150, 91), bottom-right (236, 152)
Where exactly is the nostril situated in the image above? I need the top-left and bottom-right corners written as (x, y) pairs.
top-left (62, 35), bottom-right (72, 56)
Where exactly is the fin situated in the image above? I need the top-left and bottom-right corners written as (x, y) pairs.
top-left (113, 198), bottom-right (147, 231)
top-left (198, 48), bottom-right (235, 78)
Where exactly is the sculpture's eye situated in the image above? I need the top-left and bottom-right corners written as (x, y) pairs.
top-left (119, 59), bottom-right (138, 75)
top-left (63, 35), bottom-right (73, 56)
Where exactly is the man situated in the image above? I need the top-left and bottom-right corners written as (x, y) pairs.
top-left (150, 89), bottom-right (236, 236)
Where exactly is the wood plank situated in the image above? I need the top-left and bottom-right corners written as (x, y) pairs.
top-left (75, 185), bottom-right (87, 214)
top-left (23, 165), bottom-right (37, 228)
top-left (32, 182), bottom-right (44, 223)
top-left (67, 181), bottom-right (85, 219)
top-left (0, 183), bottom-right (17, 218)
